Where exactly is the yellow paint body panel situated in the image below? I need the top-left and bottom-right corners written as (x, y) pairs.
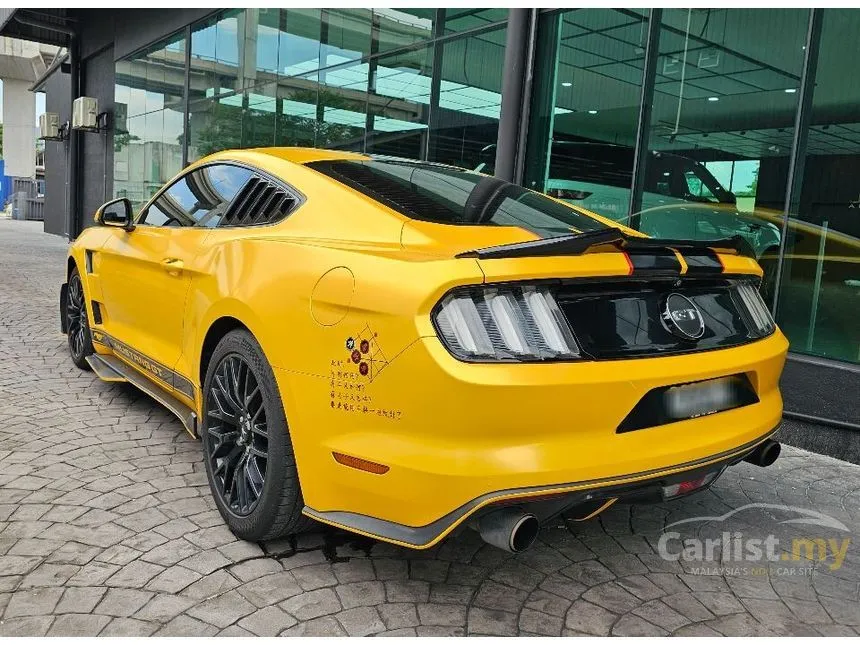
top-left (67, 147), bottom-right (788, 546)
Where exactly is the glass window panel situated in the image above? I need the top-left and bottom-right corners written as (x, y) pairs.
top-left (255, 9), bottom-right (281, 74)
top-left (642, 8), bottom-right (807, 295)
top-left (776, 9), bottom-right (860, 364)
top-left (429, 25), bottom-right (507, 168)
top-left (524, 9), bottom-right (650, 221)
top-left (187, 98), bottom-right (243, 162)
top-left (367, 45), bottom-right (432, 159)
top-left (191, 10), bottom-right (242, 101)
top-left (444, 9), bottom-right (508, 34)
top-left (375, 9), bottom-right (435, 53)
top-left (114, 31), bottom-right (186, 209)
top-left (142, 163), bottom-right (252, 227)
top-left (323, 9), bottom-right (372, 66)
top-left (279, 9), bottom-right (322, 76)
top-left (243, 84), bottom-right (277, 148)
top-left (314, 58), bottom-right (368, 150)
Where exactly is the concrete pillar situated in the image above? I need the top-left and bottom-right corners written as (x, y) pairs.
top-left (2, 78), bottom-right (36, 178)
top-left (237, 9), bottom-right (259, 90)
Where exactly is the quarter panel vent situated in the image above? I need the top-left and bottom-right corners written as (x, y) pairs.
top-left (221, 176), bottom-right (297, 227)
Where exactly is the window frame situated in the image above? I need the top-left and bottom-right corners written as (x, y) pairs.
top-left (135, 160), bottom-right (307, 229)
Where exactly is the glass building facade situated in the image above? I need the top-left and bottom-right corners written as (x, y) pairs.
top-left (112, 7), bottom-right (860, 368)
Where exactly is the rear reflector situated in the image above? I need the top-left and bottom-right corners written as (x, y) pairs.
top-left (662, 469), bottom-right (721, 499)
top-left (332, 452), bottom-right (389, 475)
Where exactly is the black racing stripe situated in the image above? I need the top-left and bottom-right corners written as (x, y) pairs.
top-left (90, 330), bottom-right (196, 397)
top-left (682, 249), bottom-right (724, 273)
top-left (627, 248), bottom-right (682, 276)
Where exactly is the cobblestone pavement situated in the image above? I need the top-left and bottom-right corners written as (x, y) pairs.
top-left (0, 219), bottom-right (858, 636)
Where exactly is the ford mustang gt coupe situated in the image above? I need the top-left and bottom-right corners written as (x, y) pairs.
top-left (61, 148), bottom-right (787, 553)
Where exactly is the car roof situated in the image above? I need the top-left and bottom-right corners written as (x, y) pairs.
top-left (210, 146), bottom-right (370, 165)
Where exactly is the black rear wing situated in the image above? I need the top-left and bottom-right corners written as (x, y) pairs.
top-left (455, 229), bottom-right (756, 261)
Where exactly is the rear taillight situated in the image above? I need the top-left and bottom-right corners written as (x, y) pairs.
top-left (735, 280), bottom-right (776, 337)
top-left (433, 285), bottom-right (580, 362)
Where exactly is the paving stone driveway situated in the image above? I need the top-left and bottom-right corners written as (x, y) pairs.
top-left (0, 218), bottom-right (858, 636)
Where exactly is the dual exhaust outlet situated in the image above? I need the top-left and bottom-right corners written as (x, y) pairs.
top-left (475, 439), bottom-right (781, 553)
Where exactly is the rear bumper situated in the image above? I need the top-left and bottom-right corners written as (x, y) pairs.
top-left (281, 330), bottom-right (788, 547)
top-left (302, 427), bottom-right (777, 549)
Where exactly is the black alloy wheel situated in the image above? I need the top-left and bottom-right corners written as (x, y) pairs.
top-left (201, 329), bottom-right (313, 541)
top-left (206, 354), bottom-right (269, 517)
top-left (67, 268), bottom-right (94, 369)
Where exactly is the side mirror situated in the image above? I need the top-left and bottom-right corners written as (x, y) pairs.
top-left (95, 198), bottom-right (134, 231)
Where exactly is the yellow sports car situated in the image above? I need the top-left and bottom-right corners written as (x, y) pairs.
top-left (61, 148), bottom-right (787, 553)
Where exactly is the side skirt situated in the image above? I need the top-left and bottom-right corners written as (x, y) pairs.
top-left (86, 353), bottom-right (198, 438)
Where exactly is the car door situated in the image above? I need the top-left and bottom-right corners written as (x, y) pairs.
top-left (98, 163), bottom-right (253, 381)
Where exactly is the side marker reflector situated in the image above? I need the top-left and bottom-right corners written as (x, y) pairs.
top-left (333, 452), bottom-right (390, 475)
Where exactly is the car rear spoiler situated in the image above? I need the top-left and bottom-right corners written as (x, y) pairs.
top-left (455, 229), bottom-right (756, 260)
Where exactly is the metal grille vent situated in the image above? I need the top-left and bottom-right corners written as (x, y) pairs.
top-left (221, 176), bottom-right (297, 227)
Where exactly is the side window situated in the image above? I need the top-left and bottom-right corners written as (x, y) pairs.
top-left (683, 171), bottom-right (718, 202)
top-left (140, 164), bottom-right (253, 227)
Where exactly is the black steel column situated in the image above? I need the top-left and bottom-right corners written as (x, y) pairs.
top-left (494, 8), bottom-right (531, 182)
top-left (68, 34), bottom-right (81, 240)
top-left (364, 12), bottom-right (381, 153)
top-left (513, 10), bottom-right (538, 185)
top-left (422, 9), bottom-right (445, 161)
top-left (770, 8), bottom-right (822, 315)
top-left (627, 8), bottom-right (662, 230)
top-left (182, 24), bottom-right (192, 167)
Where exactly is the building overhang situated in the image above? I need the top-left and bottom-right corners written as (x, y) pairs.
top-left (0, 9), bottom-right (74, 48)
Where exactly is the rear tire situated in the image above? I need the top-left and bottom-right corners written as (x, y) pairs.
top-left (66, 267), bottom-right (94, 370)
top-left (201, 329), bottom-right (314, 541)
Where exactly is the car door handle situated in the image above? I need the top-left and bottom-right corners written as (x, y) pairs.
top-left (161, 258), bottom-right (184, 276)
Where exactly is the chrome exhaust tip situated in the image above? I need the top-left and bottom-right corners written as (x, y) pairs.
top-left (743, 439), bottom-right (781, 468)
top-left (477, 508), bottom-right (540, 553)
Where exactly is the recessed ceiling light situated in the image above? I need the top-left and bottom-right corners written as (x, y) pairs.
top-left (588, 110), bottom-right (598, 114)
top-left (561, 82), bottom-right (572, 87)
top-left (707, 96), bottom-right (719, 102)
top-left (785, 88), bottom-right (797, 93)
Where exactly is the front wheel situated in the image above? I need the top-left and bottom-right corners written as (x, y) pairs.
top-left (66, 267), bottom-right (94, 370)
top-left (201, 329), bottom-right (314, 541)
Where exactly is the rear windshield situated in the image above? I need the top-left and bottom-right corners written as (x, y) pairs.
top-left (306, 159), bottom-right (609, 238)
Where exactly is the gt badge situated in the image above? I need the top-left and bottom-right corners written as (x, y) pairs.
top-left (662, 293), bottom-right (705, 340)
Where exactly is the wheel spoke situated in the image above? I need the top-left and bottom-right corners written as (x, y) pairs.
top-left (208, 386), bottom-right (238, 425)
top-left (235, 452), bottom-right (250, 510)
top-left (248, 442), bottom-right (267, 459)
top-left (246, 456), bottom-right (264, 497)
top-left (205, 352), bottom-right (270, 518)
top-left (215, 373), bottom-right (242, 414)
top-left (220, 444), bottom-right (243, 501)
top-left (251, 422), bottom-right (267, 439)
top-left (244, 384), bottom-right (260, 410)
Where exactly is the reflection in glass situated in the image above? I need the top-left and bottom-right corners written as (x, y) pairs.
top-left (366, 45), bottom-right (432, 159)
top-left (776, 9), bottom-right (860, 364)
top-left (640, 8), bottom-right (807, 296)
top-left (142, 164), bottom-right (252, 227)
top-left (524, 9), bottom-right (649, 217)
top-left (430, 25), bottom-right (507, 168)
top-left (114, 31), bottom-right (186, 210)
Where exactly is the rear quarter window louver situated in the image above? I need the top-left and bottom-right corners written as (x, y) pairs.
top-left (221, 176), bottom-right (297, 227)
